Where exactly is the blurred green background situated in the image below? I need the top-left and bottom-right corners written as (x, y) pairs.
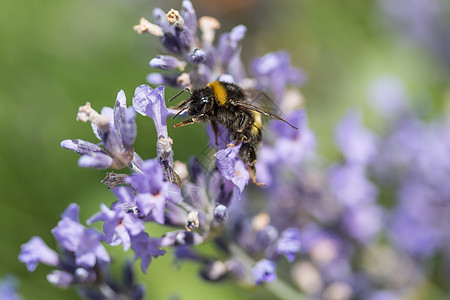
top-left (0, 0), bottom-right (448, 299)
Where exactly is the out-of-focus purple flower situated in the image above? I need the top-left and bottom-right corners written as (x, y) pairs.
top-left (146, 73), bottom-right (187, 88)
top-left (329, 164), bottom-right (377, 207)
top-left (263, 109), bottom-right (316, 170)
top-left (342, 204), bottom-right (383, 244)
top-left (368, 76), bottom-right (410, 120)
top-left (215, 145), bottom-right (250, 197)
top-left (87, 204), bottom-right (145, 251)
top-left (252, 51), bottom-right (306, 102)
top-left (389, 205), bottom-right (441, 258)
top-left (252, 259), bottom-right (277, 285)
top-left (366, 290), bottom-right (399, 300)
top-left (0, 276), bottom-right (22, 300)
top-left (218, 25), bottom-right (247, 81)
top-left (378, 0), bottom-right (450, 68)
top-left (274, 228), bottom-right (301, 262)
top-left (51, 203), bottom-right (110, 268)
top-left (130, 232), bottom-right (166, 273)
top-left (300, 226), bottom-right (343, 266)
top-left (371, 117), bottom-right (423, 184)
top-left (181, 0), bottom-right (197, 34)
top-left (133, 85), bottom-right (168, 138)
top-left (334, 110), bottom-right (378, 165)
top-left (18, 236), bottom-right (59, 272)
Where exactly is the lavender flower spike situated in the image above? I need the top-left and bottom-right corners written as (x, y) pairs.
top-left (133, 84), bottom-right (168, 138)
top-left (19, 236), bottom-right (59, 272)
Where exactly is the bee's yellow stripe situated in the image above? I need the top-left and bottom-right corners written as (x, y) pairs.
top-left (252, 111), bottom-right (262, 135)
top-left (208, 81), bottom-right (227, 105)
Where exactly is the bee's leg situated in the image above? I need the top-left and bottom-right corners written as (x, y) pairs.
top-left (173, 118), bottom-right (196, 128)
top-left (247, 165), bottom-right (265, 187)
top-left (227, 136), bottom-right (244, 148)
top-left (173, 114), bottom-right (204, 128)
top-left (211, 120), bottom-right (219, 146)
top-left (235, 113), bottom-right (249, 133)
top-left (170, 99), bottom-right (189, 110)
top-left (239, 143), bottom-right (265, 186)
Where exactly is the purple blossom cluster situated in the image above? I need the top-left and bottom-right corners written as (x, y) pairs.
top-left (17, 1), bottom-right (450, 299)
top-left (378, 0), bottom-right (450, 69)
top-left (19, 204), bottom-right (144, 299)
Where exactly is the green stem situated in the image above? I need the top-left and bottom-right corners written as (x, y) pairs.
top-left (229, 243), bottom-right (308, 300)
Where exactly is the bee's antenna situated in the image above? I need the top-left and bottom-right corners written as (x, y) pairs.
top-left (168, 87), bottom-right (191, 102)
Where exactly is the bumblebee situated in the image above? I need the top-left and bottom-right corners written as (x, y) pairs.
top-left (170, 81), bottom-right (297, 185)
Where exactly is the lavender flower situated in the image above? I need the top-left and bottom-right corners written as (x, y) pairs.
top-left (133, 85), bottom-right (168, 138)
top-left (273, 228), bottom-right (301, 262)
top-left (87, 203), bottom-right (145, 251)
top-left (61, 90), bottom-right (137, 170)
top-left (252, 259), bottom-right (277, 285)
top-left (0, 276), bottom-right (22, 300)
top-left (23, 1), bottom-right (450, 299)
top-left (130, 232), bottom-right (166, 273)
top-left (18, 236), bottom-right (59, 272)
top-left (334, 110), bottom-right (378, 166)
top-left (252, 51), bottom-right (306, 102)
top-left (215, 145), bottom-right (250, 197)
top-left (51, 203), bottom-right (110, 267)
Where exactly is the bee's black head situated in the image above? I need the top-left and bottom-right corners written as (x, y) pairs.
top-left (188, 87), bottom-right (215, 117)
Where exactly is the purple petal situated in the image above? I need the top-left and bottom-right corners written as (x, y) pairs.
top-left (52, 217), bottom-right (84, 252)
top-left (113, 90), bottom-right (127, 133)
top-left (135, 193), bottom-right (166, 224)
top-left (78, 153), bottom-right (113, 169)
top-left (152, 8), bottom-right (170, 31)
top-left (60, 139), bottom-right (104, 155)
top-left (131, 232), bottom-right (166, 273)
top-left (61, 203), bottom-right (80, 222)
top-left (231, 160), bottom-right (250, 195)
top-left (133, 85), bottom-right (168, 137)
top-left (113, 90), bottom-right (136, 149)
top-left (19, 236), bottom-right (59, 272)
top-left (215, 146), bottom-right (240, 180)
top-left (181, 0), bottom-right (197, 33)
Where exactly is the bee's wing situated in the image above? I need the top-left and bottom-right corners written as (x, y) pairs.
top-left (229, 98), bottom-right (298, 130)
top-left (244, 88), bottom-right (282, 114)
